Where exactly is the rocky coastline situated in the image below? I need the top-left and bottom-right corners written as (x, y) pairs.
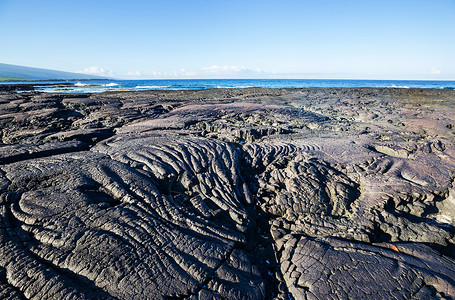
top-left (0, 87), bottom-right (454, 299)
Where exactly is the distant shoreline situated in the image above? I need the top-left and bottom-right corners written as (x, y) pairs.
top-left (1, 85), bottom-right (455, 110)
top-left (0, 78), bottom-right (110, 83)
top-left (1, 78), bottom-right (454, 93)
top-left (0, 82), bottom-right (74, 92)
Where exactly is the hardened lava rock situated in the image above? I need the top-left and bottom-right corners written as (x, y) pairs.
top-left (0, 148), bottom-right (263, 299)
top-left (0, 87), bottom-right (455, 299)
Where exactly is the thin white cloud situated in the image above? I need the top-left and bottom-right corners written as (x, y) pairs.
top-left (77, 66), bottom-right (113, 76)
top-left (201, 65), bottom-right (267, 74)
top-left (180, 68), bottom-right (196, 76)
top-left (127, 70), bottom-right (142, 76)
top-left (157, 69), bottom-right (196, 78)
top-left (116, 66), bottom-right (276, 79)
top-left (430, 67), bottom-right (441, 75)
top-left (119, 69), bottom-right (197, 79)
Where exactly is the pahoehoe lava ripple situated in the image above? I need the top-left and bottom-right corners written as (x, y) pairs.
top-left (0, 87), bottom-right (455, 299)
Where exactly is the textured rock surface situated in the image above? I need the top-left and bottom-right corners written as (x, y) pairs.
top-left (1, 87), bottom-right (455, 299)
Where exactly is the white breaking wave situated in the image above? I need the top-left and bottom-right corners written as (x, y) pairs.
top-left (216, 86), bottom-right (254, 89)
top-left (74, 82), bottom-right (118, 87)
top-left (135, 85), bottom-right (171, 89)
top-left (390, 85), bottom-right (409, 89)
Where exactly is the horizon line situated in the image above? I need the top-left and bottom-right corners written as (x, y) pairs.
top-left (107, 77), bottom-right (455, 81)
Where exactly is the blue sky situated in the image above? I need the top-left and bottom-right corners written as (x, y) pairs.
top-left (0, 0), bottom-right (454, 79)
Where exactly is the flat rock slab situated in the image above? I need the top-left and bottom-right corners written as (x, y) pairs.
top-left (0, 87), bottom-right (455, 299)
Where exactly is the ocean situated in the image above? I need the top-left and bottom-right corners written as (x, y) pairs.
top-left (2, 79), bottom-right (455, 93)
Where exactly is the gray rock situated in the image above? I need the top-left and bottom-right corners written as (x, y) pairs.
top-left (0, 87), bottom-right (454, 298)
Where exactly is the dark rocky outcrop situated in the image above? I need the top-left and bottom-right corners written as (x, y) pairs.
top-left (0, 87), bottom-right (454, 299)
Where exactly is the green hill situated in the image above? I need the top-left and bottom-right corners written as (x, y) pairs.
top-left (0, 63), bottom-right (106, 81)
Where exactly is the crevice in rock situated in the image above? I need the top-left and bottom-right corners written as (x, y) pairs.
top-left (79, 184), bottom-right (123, 208)
top-left (236, 145), bottom-right (291, 299)
top-left (0, 130), bottom-right (115, 166)
top-left (0, 143), bottom-right (89, 165)
top-left (246, 208), bottom-right (290, 299)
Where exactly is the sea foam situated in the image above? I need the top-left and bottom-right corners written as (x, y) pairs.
top-left (135, 85), bottom-right (171, 89)
top-left (74, 82), bottom-right (118, 87)
top-left (216, 86), bottom-right (254, 89)
top-left (390, 85), bottom-right (410, 89)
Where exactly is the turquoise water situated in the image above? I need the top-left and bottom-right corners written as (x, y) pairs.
top-left (2, 79), bottom-right (455, 93)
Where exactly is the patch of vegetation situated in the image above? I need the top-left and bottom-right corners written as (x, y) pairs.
top-left (0, 76), bottom-right (35, 82)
